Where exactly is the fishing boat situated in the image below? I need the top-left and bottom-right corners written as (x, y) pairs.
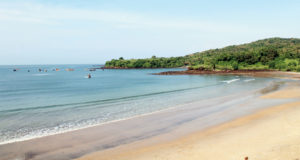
top-left (65, 68), bottom-right (74, 71)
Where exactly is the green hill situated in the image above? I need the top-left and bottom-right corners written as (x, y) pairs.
top-left (105, 37), bottom-right (300, 71)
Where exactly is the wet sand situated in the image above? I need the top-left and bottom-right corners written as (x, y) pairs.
top-left (77, 82), bottom-right (300, 160)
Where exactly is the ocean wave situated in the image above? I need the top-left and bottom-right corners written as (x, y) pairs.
top-left (32, 74), bottom-right (51, 76)
top-left (0, 119), bottom-right (102, 145)
top-left (244, 79), bottom-right (255, 82)
top-left (221, 79), bottom-right (240, 84)
top-left (0, 83), bottom-right (222, 114)
top-left (0, 103), bottom-right (182, 145)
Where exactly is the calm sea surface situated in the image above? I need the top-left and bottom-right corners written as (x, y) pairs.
top-left (0, 64), bottom-right (275, 144)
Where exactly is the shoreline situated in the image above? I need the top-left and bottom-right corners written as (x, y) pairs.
top-left (0, 76), bottom-right (264, 146)
top-left (154, 69), bottom-right (274, 75)
top-left (100, 67), bottom-right (187, 69)
top-left (0, 98), bottom-right (205, 146)
top-left (0, 78), bottom-right (287, 160)
top-left (77, 81), bottom-right (300, 160)
top-left (0, 70), bottom-right (280, 146)
top-left (0, 72), bottom-right (298, 160)
top-left (153, 69), bottom-right (300, 80)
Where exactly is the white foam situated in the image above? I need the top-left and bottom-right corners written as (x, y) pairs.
top-left (0, 104), bottom-right (182, 146)
top-left (221, 78), bottom-right (240, 84)
top-left (244, 79), bottom-right (255, 82)
top-left (32, 74), bottom-right (51, 76)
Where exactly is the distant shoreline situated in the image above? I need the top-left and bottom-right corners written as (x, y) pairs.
top-left (153, 69), bottom-right (300, 80)
top-left (100, 66), bottom-right (187, 69)
top-left (101, 67), bottom-right (300, 80)
top-left (153, 69), bottom-right (273, 75)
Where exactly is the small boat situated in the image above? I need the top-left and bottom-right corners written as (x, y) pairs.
top-left (65, 68), bottom-right (74, 71)
top-left (13, 68), bottom-right (20, 72)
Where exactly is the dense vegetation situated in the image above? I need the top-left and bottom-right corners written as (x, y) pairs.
top-left (105, 56), bottom-right (186, 68)
top-left (105, 38), bottom-right (300, 71)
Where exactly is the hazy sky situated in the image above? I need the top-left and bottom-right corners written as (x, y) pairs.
top-left (0, 0), bottom-right (300, 65)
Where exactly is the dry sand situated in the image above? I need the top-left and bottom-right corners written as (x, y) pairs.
top-left (77, 82), bottom-right (300, 160)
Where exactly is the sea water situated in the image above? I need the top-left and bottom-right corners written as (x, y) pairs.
top-left (0, 64), bottom-right (276, 144)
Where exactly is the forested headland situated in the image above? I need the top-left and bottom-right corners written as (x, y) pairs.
top-left (104, 38), bottom-right (300, 72)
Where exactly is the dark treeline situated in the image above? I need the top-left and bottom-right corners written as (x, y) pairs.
top-left (105, 56), bottom-right (186, 68)
top-left (105, 38), bottom-right (300, 71)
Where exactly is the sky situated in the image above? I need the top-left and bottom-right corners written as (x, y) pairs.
top-left (0, 0), bottom-right (300, 65)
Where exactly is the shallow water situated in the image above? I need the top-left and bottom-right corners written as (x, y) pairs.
top-left (0, 64), bottom-right (278, 144)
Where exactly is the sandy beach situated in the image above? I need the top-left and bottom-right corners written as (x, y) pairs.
top-left (1, 72), bottom-right (299, 160)
top-left (1, 87), bottom-right (278, 160)
top-left (77, 81), bottom-right (300, 160)
top-left (1, 0), bottom-right (300, 159)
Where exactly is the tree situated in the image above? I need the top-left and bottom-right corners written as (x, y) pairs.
top-left (143, 62), bottom-right (151, 68)
top-left (231, 61), bottom-right (239, 70)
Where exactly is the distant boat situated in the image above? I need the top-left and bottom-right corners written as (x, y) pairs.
top-left (65, 68), bottom-right (74, 71)
top-left (89, 68), bottom-right (96, 71)
top-left (85, 74), bottom-right (92, 79)
top-left (13, 68), bottom-right (20, 72)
